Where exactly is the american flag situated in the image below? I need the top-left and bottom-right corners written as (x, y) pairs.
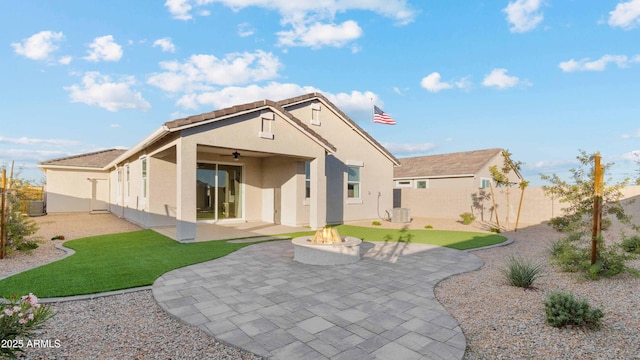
top-left (373, 105), bottom-right (397, 125)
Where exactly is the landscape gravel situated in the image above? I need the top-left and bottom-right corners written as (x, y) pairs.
top-left (3, 213), bottom-right (639, 359)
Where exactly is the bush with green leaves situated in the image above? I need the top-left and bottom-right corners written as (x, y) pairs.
top-left (501, 255), bottom-right (545, 288)
top-left (0, 173), bottom-right (40, 253)
top-left (371, 221), bottom-right (381, 226)
top-left (544, 291), bottom-right (603, 329)
top-left (620, 234), bottom-right (640, 254)
top-left (550, 234), bottom-right (633, 280)
top-left (459, 212), bottom-right (475, 225)
top-left (0, 293), bottom-right (55, 358)
top-left (424, 225), bottom-right (433, 229)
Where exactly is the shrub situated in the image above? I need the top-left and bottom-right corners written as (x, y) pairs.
top-left (424, 225), bottom-right (433, 229)
top-left (501, 256), bottom-right (545, 288)
top-left (621, 235), bottom-right (640, 254)
top-left (459, 212), bottom-right (475, 225)
top-left (544, 291), bottom-right (603, 329)
top-left (15, 240), bottom-right (39, 252)
top-left (550, 235), bottom-right (634, 279)
top-left (490, 227), bottom-right (501, 233)
top-left (0, 293), bottom-right (55, 358)
top-left (371, 221), bottom-right (381, 226)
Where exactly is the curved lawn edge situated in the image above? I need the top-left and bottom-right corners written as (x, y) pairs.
top-left (0, 230), bottom-right (263, 299)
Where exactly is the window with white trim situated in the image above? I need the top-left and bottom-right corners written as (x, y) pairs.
top-left (347, 166), bottom-right (361, 200)
top-left (395, 180), bottom-right (412, 188)
top-left (304, 161), bottom-right (311, 199)
top-left (480, 178), bottom-right (491, 189)
top-left (116, 167), bottom-right (123, 203)
top-left (141, 157), bottom-right (148, 199)
top-left (125, 164), bottom-right (130, 199)
top-left (416, 180), bottom-right (428, 189)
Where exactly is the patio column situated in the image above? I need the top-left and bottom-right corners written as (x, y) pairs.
top-left (175, 138), bottom-right (197, 242)
top-left (309, 154), bottom-right (327, 230)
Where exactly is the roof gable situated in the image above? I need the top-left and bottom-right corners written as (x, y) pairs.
top-left (277, 93), bottom-right (400, 166)
top-left (39, 149), bottom-right (126, 169)
top-left (163, 98), bottom-right (336, 152)
top-left (395, 148), bottom-right (503, 178)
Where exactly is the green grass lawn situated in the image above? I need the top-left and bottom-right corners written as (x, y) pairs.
top-left (0, 225), bottom-right (505, 298)
top-left (0, 230), bottom-right (254, 298)
top-left (282, 225), bottom-right (506, 251)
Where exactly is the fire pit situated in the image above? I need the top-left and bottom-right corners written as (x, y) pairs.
top-left (292, 226), bottom-right (362, 265)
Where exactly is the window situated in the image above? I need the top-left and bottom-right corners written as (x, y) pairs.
top-left (416, 180), bottom-right (428, 189)
top-left (395, 180), bottom-right (412, 188)
top-left (311, 103), bottom-right (321, 126)
top-left (347, 166), bottom-right (361, 199)
top-left (125, 164), bottom-right (130, 199)
top-left (116, 167), bottom-right (123, 202)
top-left (304, 161), bottom-right (311, 199)
top-left (141, 157), bottom-right (147, 199)
top-left (480, 178), bottom-right (491, 189)
top-left (259, 111), bottom-right (274, 139)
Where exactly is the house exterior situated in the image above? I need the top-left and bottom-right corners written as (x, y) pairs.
top-left (393, 148), bottom-right (524, 221)
top-left (39, 93), bottom-right (400, 242)
top-left (393, 148), bottom-right (522, 190)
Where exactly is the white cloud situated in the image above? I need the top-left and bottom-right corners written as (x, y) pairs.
top-left (11, 31), bottom-right (64, 60)
top-left (420, 72), bottom-right (471, 92)
top-left (153, 37), bottom-right (176, 53)
top-left (482, 68), bottom-right (522, 89)
top-left (0, 149), bottom-right (70, 163)
top-left (382, 142), bottom-right (437, 155)
top-left (165, 0), bottom-right (415, 48)
top-left (175, 82), bottom-right (377, 116)
top-left (559, 54), bottom-right (634, 72)
top-left (277, 20), bottom-right (362, 48)
top-left (622, 150), bottom-right (640, 161)
top-left (503, 0), bottom-right (544, 33)
top-left (84, 35), bottom-right (123, 62)
top-left (58, 56), bottom-right (72, 65)
top-left (147, 50), bottom-right (282, 92)
top-left (622, 128), bottom-right (640, 139)
top-left (165, 0), bottom-right (192, 20)
top-left (237, 22), bottom-right (255, 37)
top-left (608, 0), bottom-right (640, 29)
top-left (420, 72), bottom-right (453, 92)
top-left (0, 136), bottom-right (81, 147)
top-left (65, 72), bottom-right (151, 112)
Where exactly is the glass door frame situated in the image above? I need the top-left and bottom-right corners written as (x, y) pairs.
top-left (196, 161), bottom-right (245, 223)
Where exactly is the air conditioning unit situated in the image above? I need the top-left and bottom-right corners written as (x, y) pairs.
top-left (391, 208), bottom-right (410, 223)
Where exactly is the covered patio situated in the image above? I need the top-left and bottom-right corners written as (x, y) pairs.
top-left (152, 221), bottom-right (310, 242)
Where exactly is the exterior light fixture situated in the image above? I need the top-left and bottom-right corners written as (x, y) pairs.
top-left (232, 151), bottom-right (240, 161)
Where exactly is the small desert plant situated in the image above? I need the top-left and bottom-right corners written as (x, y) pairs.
top-left (489, 227), bottom-right (501, 233)
top-left (459, 212), bottom-right (475, 225)
top-left (501, 256), bottom-right (545, 288)
top-left (371, 221), bottom-right (381, 226)
top-left (15, 240), bottom-right (39, 251)
top-left (424, 225), bottom-right (433, 229)
top-left (620, 234), bottom-right (640, 254)
top-left (544, 291), bottom-right (603, 329)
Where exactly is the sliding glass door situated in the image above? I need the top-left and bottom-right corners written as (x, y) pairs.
top-left (196, 163), bottom-right (243, 221)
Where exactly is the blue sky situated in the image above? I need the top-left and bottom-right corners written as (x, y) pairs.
top-left (2, 0), bottom-right (640, 186)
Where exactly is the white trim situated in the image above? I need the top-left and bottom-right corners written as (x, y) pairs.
top-left (393, 174), bottom-right (475, 180)
top-left (394, 180), bottom-right (412, 188)
top-left (346, 160), bottom-right (364, 166)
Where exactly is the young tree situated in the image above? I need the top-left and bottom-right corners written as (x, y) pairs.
top-left (489, 149), bottom-right (524, 230)
top-left (541, 150), bottom-right (630, 236)
top-left (1, 166), bottom-right (40, 256)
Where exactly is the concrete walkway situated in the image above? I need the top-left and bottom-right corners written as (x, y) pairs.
top-left (153, 241), bottom-right (483, 359)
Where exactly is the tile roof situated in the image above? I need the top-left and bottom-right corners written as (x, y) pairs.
top-left (394, 148), bottom-right (503, 178)
top-left (39, 149), bottom-right (126, 169)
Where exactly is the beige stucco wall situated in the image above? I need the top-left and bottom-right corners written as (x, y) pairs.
top-left (286, 101), bottom-right (396, 223)
top-left (399, 185), bottom-right (640, 228)
top-left (44, 168), bottom-right (110, 213)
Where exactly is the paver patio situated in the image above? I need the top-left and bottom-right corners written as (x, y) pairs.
top-left (153, 240), bottom-right (483, 359)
